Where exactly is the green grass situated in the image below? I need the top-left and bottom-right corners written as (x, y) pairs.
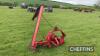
top-left (0, 6), bottom-right (100, 56)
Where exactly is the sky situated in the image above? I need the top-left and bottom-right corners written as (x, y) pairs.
top-left (52, 0), bottom-right (98, 6)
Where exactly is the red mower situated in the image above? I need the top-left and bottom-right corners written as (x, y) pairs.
top-left (31, 4), bottom-right (66, 49)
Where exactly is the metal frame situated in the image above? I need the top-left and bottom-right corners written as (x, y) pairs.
top-left (31, 4), bottom-right (66, 49)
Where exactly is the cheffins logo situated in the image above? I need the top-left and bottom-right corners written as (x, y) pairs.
top-left (68, 46), bottom-right (94, 52)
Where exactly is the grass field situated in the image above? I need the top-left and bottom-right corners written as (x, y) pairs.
top-left (0, 6), bottom-right (100, 56)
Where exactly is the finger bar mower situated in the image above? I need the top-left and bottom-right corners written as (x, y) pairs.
top-left (31, 4), bottom-right (66, 49)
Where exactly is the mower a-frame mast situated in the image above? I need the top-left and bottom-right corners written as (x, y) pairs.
top-left (32, 5), bottom-right (44, 49)
top-left (31, 4), bottom-right (65, 49)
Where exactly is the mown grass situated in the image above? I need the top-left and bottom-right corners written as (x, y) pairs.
top-left (0, 6), bottom-right (100, 56)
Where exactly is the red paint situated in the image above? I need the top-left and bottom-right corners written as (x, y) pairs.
top-left (31, 5), bottom-right (66, 49)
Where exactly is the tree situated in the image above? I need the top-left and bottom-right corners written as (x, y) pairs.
top-left (96, 0), bottom-right (100, 6)
top-left (94, 0), bottom-right (100, 8)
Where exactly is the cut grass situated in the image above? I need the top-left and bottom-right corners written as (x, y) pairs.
top-left (0, 6), bottom-right (100, 56)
